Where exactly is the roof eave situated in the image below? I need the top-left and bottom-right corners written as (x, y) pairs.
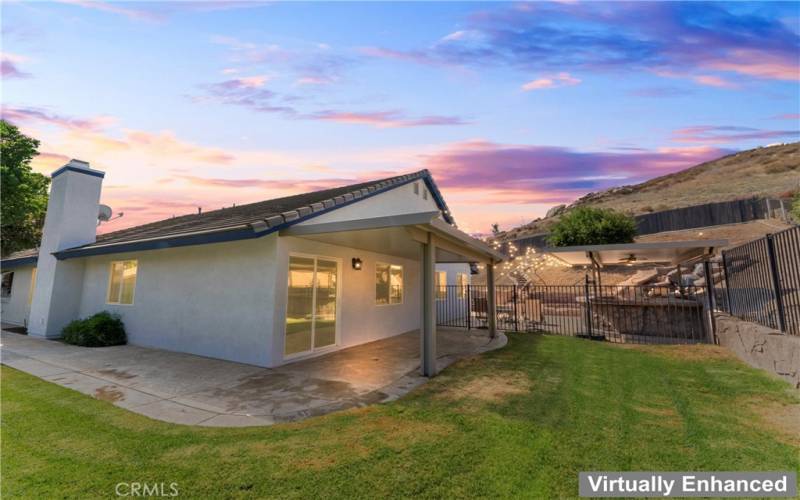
top-left (1, 255), bottom-right (38, 269)
top-left (54, 170), bottom-right (455, 261)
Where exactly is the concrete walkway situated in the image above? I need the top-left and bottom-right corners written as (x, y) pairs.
top-left (1, 328), bottom-right (506, 427)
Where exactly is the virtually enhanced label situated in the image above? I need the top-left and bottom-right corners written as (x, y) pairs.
top-left (579, 472), bottom-right (797, 498)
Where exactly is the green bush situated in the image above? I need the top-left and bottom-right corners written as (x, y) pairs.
top-left (548, 206), bottom-right (637, 247)
top-left (62, 311), bottom-right (126, 347)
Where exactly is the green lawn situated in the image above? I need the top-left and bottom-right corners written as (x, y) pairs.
top-left (3, 334), bottom-right (798, 499)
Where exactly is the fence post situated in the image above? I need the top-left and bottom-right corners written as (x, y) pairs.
top-left (466, 285), bottom-right (471, 330)
top-left (513, 285), bottom-right (519, 332)
top-left (721, 252), bottom-right (733, 314)
top-left (703, 260), bottom-right (717, 343)
top-left (765, 234), bottom-right (787, 333)
top-left (584, 275), bottom-right (593, 337)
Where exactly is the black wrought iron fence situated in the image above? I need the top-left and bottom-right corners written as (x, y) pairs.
top-left (715, 225), bottom-right (800, 335)
top-left (436, 282), bottom-right (711, 344)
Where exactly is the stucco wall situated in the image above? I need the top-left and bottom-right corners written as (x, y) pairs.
top-left (715, 312), bottom-right (800, 388)
top-left (77, 235), bottom-right (278, 367)
top-left (1, 265), bottom-right (36, 327)
top-left (271, 235), bottom-right (422, 367)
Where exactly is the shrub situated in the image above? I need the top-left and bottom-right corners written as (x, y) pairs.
top-left (548, 206), bottom-right (637, 247)
top-left (62, 311), bottom-right (126, 347)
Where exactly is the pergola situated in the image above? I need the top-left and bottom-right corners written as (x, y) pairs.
top-left (545, 239), bottom-right (728, 287)
top-left (282, 210), bottom-right (505, 376)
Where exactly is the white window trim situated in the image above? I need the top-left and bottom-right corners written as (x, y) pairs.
top-left (106, 260), bottom-right (138, 306)
top-left (375, 261), bottom-right (404, 306)
top-left (1, 271), bottom-right (14, 301)
top-left (456, 272), bottom-right (468, 299)
top-left (283, 252), bottom-right (342, 361)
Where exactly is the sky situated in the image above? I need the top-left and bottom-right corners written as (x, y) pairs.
top-left (2, 1), bottom-right (799, 235)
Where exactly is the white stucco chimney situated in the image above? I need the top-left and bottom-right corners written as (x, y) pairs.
top-left (28, 159), bottom-right (105, 338)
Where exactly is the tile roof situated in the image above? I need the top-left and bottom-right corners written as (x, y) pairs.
top-left (3, 169), bottom-right (453, 263)
top-left (1, 247), bottom-right (39, 269)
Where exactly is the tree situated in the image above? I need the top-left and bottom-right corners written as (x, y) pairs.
top-left (547, 206), bottom-right (636, 247)
top-left (1, 120), bottom-right (50, 256)
top-left (490, 223), bottom-right (500, 235)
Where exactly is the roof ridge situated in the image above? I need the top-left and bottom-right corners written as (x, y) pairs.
top-left (5, 169), bottom-right (453, 262)
top-left (95, 170), bottom-right (430, 241)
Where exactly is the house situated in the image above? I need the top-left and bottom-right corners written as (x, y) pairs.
top-left (1, 160), bottom-right (502, 376)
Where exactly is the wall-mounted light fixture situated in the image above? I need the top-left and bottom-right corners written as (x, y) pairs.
top-left (352, 257), bottom-right (363, 270)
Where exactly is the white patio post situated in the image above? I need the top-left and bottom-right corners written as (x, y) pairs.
top-left (486, 259), bottom-right (497, 338)
top-left (421, 232), bottom-right (437, 377)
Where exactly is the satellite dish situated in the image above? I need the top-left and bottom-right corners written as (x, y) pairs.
top-left (98, 204), bottom-right (113, 222)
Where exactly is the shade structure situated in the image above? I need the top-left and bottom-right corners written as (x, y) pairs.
top-left (545, 240), bottom-right (728, 267)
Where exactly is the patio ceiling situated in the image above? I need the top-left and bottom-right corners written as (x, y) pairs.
top-left (280, 211), bottom-right (503, 264)
top-left (545, 239), bottom-right (728, 267)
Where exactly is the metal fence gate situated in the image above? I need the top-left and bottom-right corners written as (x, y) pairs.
top-left (713, 225), bottom-right (800, 336)
top-left (436, 282), bottom-right (712, 344)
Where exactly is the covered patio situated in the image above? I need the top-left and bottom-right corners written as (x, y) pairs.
top-left (282, 210), bottom-right (505, 376)
top-left (1, 326), bottom-right (504, 426)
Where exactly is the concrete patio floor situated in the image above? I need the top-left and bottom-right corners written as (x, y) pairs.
top-left (0, 327), bottom-right (505, 427)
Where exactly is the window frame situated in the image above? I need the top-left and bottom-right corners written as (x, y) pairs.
top-left (284, 252), bottom-right (342, 360)
top-left (375, 262), bottom-right (404, 306)
top-left (435, 270), bottom-right (447, 300)
top-left (1, 271), bottom-right (14, 300)
top-left (106, 259), bottom-right (138, 306)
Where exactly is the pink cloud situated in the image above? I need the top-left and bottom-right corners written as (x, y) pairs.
top-left (57, 0), bottom-right (162, 22)
top-left (521, 72), bottom-right (581, 91)
top-left (692, 75), bottom-right (737, 88)
top-left (705, 50), bottom-right (799, 81)
top-left (420, 140), bottom-right (731, 205)
top-left (672, 125), bottom-right (800, 144)
top-left (2, 105), bottom-right (114, 130)
top-left (309, 110), bottom-right (468, 128)
top-left (125, 130), bottom-right (236, 164)
top-left (1, 53), bottom-right (30, 79)
top-left (235, 75), bottom-right (270, 88)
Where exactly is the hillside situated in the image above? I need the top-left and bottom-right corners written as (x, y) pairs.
top-left (500, 142), bottom-right (800, 241)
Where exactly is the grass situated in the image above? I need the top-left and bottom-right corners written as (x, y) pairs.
top-left (3, 334), bottom-right (799, 499)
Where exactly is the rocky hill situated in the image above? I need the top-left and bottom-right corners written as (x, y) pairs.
top-left (500, 142), bottom-right (799, 241)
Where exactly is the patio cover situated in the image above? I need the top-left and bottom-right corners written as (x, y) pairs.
top-left (282, 210), bottom-right (505, 378)
top-left (545, 240), bottom-right (728, 267)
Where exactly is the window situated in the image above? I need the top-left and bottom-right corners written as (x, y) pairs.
top-left (376, 263), bottom-right (403, 305)
top-left (435, 270), bottom-right (447, 300)
top-left (107, 260), bottom-right (138, 305)
top-left (456, 273), bottom-right (468, 299)
top-left (422, 188), bottom-right (428, 200)
top-left (413, 182), bottom-right (419, 195)
top-left (1, 272), bottom-right (14, 299)
top-left (286, 255), bottom-right (339, 356)
top-left (28, 268), bottom-right (37, 305)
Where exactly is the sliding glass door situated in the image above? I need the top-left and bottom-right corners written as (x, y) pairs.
top-left (285, 255), bottom-right (339, 357)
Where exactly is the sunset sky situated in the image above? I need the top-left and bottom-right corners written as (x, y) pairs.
top-left (2, 1), bottom-right (799, 234)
